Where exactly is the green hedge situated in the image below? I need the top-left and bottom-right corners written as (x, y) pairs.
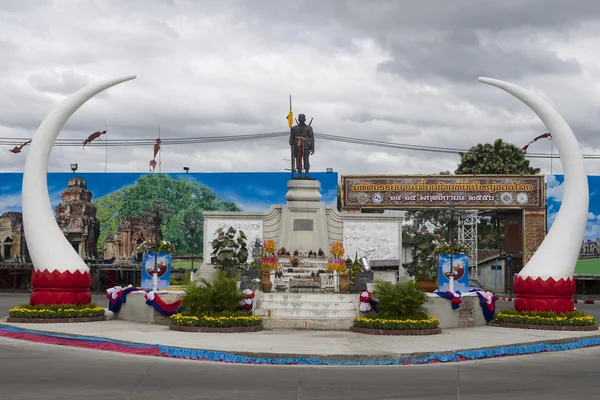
top-left (353, 316), bottom-right (439, 330)
top-left (9, 303), bottom-right (105, 319)
top-left (494, 309), bottom-right (596, 326)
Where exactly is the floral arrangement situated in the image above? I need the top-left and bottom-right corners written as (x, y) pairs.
top-left (330, 241), bottom-right (345, 258)
top-left (289, 255), bottom-right (300, 266)
top-left (9, 303), bottom-right (105, 319)
top-left (170, 313), bottom-right (262, 328)
top-left (353, 316), bottom-right (439, 331)
top-left (327, 258), bottom-right (347, 275)
top-left (263, 239), bottom-right (276, 256)
top-left (493, 309), bottom-right (597, 327)
top-left (259, 260), bottom-right (278, 274)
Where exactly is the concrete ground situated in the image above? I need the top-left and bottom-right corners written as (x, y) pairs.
top-left (1, 335), bottom-right (600, 400)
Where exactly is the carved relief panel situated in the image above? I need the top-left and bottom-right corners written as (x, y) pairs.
top-left (203, 219), bottom-right (263, 264)
top-left (343, 222), bottom-right (399, 260)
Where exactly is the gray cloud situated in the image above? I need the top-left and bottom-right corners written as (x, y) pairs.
top-left (1, 0), bottom-right (600, 179)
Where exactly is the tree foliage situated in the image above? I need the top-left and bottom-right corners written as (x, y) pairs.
top-left (94, 174), bottom-right (239, 257)
top-left (454, 138), bottom-right (540, 175)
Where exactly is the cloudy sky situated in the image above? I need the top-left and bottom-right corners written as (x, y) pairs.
top-left (1, 0), bottom-right (600, 176)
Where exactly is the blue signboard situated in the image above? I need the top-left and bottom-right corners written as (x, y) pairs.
top-left (142, 251), bottom-right (172, 289)
top-left (438, 254), bottom-right (469, 292)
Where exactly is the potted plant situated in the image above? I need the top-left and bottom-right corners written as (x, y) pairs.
top-left (210, 226), bottom-right (249, 278)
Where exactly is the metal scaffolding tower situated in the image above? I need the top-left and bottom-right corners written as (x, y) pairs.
top-left (459, 211), bottom-right (479, 277)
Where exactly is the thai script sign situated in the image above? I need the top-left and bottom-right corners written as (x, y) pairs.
top-left (341, 175), bottom-right (544, 210)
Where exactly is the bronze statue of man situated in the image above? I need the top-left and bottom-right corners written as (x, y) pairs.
top-left (289, 114), bottom-right (314, 178)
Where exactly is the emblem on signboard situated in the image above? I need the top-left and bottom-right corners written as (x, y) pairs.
top-left (357, 193), bottom-right (369, 204)
top-left (372, 193), bottom-right (383, 203)
top-left (516, 192), bottom-right (529, 204)
top-left (500, 192), bottom-right (514, 204)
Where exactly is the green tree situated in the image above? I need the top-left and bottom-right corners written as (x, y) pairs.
top-left (94, 174), bottom-right (240, 257)
top-left (454, 138), bottom-right (540, 175)
top-left (455, 138), bottom-right (540, 249)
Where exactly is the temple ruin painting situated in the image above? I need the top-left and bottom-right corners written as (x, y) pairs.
top-left (0, 172), bottom-right (338, 263)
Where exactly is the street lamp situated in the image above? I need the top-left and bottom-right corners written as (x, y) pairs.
top-left (70, 163), bottom-right (78, 173)
top-left (438, 203), bottom-right (463, 292)
top-left (180, 215), bottom-right (202, 272)
top-left (144, 200), bottom-right (172, 291)
top-left (183, 167), bottom-right (189, 173)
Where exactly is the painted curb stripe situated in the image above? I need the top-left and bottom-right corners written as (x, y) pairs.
top-left (1, 325), bottom-right (599, 366)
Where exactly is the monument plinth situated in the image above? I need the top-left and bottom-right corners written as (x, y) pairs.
top-left (279, 179), bottom-right (329, 253)
top-left (285, 179), bottom-right (322, 202)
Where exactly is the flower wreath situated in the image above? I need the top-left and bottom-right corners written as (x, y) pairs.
top-left (359, 290), bottom-right (373, 312)
top-left (240, 289), bottom-right (255, 310)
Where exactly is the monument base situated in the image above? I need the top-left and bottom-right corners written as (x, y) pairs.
top-left (513, 275), bottom-right (575, 313)
top-left (30, 268), bottom-right (92, 305)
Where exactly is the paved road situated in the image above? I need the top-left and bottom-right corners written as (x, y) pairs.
top-left (0, 336), bottom-right (599, 400)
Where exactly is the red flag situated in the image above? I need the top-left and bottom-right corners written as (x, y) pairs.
top-left (523, 132), bottom-right (551, 152)
top-left (83, 130), bottom-right (106, 147)
top-left (149, 159), bottom-right (157, 172)
top-left (9, 140), bottom-right (31, 154)
top-left (153, 139), bottom-right (161, 158)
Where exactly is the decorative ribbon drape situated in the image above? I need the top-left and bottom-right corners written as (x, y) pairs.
top-left (472, 290), bottom-right (499, 322)
top-left (145, 290), bottom-right (182, 316)
top-left (434, 291), bottom-right (463, 310)
top-left (106, 286), bottom-right (142, 313)
top-left (106, 286), bottom-right (182, 316)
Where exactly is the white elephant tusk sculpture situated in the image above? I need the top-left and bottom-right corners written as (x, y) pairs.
top-left (23, 76), bottom-right (136, 305)
top-left (479, 77), bottom-right (588, 313)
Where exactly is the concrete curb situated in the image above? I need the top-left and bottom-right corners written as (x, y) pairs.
top-left (1, 323), bottom-right (600, 364)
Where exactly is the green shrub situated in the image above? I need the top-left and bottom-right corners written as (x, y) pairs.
top-left (494, 309), bottom-right (596, 326)
top-left (372, 280), bottom-right (431, 320)
top-left (171, 312), bottom-right (262, 327)
top-left (181, 270), bottom-right (243, 316)
top-left (9, 303), bottom-right (105, 319)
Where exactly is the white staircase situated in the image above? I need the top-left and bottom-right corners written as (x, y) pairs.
top-left (254, 292), bottom-right (358, 330)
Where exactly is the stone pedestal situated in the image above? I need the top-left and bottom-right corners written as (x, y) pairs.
top-left (279, 180), bottom-right (329, 253)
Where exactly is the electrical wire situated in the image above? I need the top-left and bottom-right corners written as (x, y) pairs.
top-left (1, 131), bottom-right (599, 159)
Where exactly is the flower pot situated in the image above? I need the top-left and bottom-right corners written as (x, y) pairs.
top-left (416, 279), bottom-right (437, 293)
top-left (339, 274), bottom-right (350, 293)
top-left (261, 273), bottom-right (272, 292)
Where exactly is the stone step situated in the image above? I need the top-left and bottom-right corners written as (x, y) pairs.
top-left (256, 300), bottom-right (356, 310)
top-left (261, 317), bottom-right (355, 331)
top-left (256, 293), bottom-right (356, 303)
top-left (254, 308), bottom-right (357, 319)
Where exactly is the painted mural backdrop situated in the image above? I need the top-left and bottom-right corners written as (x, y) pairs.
top-left (0, 172), bottom-right (338, 261)
top-left (547, 174), bottom-right (600, 274)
